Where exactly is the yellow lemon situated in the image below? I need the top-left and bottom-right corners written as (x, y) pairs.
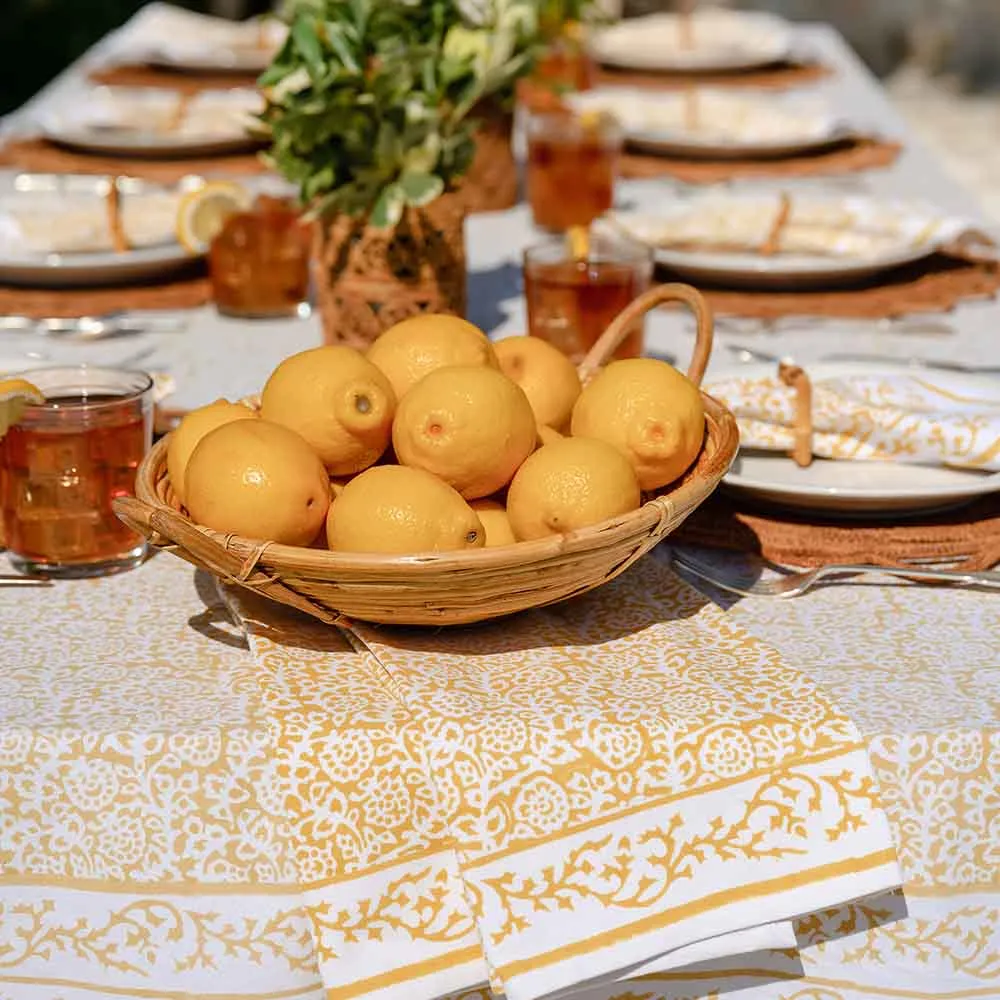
top-left (507, 436), bottom-right (640, 541)
top-left (392, 365), bottom-right (537, 499)
top-left (469, 499), bottom-right (517, 548)
top-left (185, 420), bottom-right (330, 546)
top-left (326, 465), bottom-right (485, 555)
top-left (494, 336), bottom-right (582, 431)
top-left (261, 345), bottom-right (396, 476)
top-left (536, 424), bottom-right (565, 448)
top-left (570, 358), bottom-right (705, 491)
top-left (367, 314), bottom-right (499, 401)
top-left (0, 378), bottom-right (43, 439)
top-left (174, 180), bottom-right (252, 255)
top-left (167, 398), bottom-right (257, 504)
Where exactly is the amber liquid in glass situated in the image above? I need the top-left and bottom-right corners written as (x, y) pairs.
top-left (209, 197), bottom-right (311, 318)
top-left (1, 393), bottom-right (146, 568)
top-left (524, 259), bottom-right (647, 363)
top-left (527, 133), bottom-right (617, 232)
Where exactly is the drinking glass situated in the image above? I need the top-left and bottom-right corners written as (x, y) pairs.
top-left (0, 366), bottom-right (154, 578)
top-left (526, 111), bottom-right (623, 232)
top-left (209, 195), bottom-right (311, 318)
top-left (523, 235), bottom-right (654, 363)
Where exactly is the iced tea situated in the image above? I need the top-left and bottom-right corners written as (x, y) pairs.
top-left (526, 112), bottom-right (622, 232)
top-left (209, 195), bottom-right (311, 318)
top-left (523, 238), bottom-right (654, 363)
top-left (0, 367), bottom-right (153, 577)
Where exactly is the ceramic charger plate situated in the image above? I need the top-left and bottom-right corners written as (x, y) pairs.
top-left (706, 360), bottom-right (1000, 517)
top-left (588, 10), bottom-right (795, 73)
top-left (0, 173), bottom-right (199, 288)
top-left (40, 87), bottom-right (263, 159)
top-left (610, 191), bottom-right (969, 290)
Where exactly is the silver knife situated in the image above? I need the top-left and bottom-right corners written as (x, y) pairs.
top-left (0, 312), bottom-right (187, 338)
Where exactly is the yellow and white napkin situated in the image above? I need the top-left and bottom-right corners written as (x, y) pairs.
top-left (571, 88), bottom-right (841, 145)
top-left (226, 557), bottom-right (900, 1000)
top-left (0, 188), bottom-right (179, 255)
top-left (614, 194), bottom-right (981, 260)
top-left (708, 370), bottom-right (1000, 471)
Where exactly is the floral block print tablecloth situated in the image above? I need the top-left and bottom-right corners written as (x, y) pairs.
top-left (1, 552), bottom-right (997, 1000)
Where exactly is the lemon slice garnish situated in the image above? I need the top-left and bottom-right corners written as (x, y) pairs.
top-left (567, 225), bottom-right (590, 260)
top-left (0, 378), bottom-right (44, 440)
top-left (175, 181), bottom-right (253, 255)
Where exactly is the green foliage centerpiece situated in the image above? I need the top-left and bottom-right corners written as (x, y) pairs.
top-left (258, 0), bottom-right (538, 345)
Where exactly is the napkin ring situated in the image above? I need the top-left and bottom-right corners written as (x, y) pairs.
top-left (779, 361), bottom-right (813, 468)
top-left (761, 192), bottom-right (792, 257)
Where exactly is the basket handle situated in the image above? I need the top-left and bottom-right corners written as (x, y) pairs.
top-left (576, 283), bottom-right (714, 387)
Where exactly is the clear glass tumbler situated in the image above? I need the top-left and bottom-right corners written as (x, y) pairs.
top-left (0, 366), bottom-right (154, 578)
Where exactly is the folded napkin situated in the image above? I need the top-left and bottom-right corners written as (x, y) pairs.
top-left (224, 557), bottom-right (900, 1000)
top-left (590, 10), bottom-right (790, 67)
top-left (0, 189), bottom-right (179, 255)
top-left (708, 370), bottom-right (1000, 472)
top-left (614, 194), bottom-right (981, 259)
top-left (109, 2), bottom-right (286, 66)
top-left (571, 88), bottom-right (843, 145)
top-left (40, 87), bottom-right (262, 140)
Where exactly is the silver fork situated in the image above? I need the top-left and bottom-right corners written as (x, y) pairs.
top-left (672, 550), bottom-right (1000, 598)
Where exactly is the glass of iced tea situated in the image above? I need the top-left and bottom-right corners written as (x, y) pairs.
top-left (0, 367), bottom-right (154, 578)
top-left (209, 195), bottom-right (311, 318)
top-left (523, 234), bottom-right (654, 363)
top-left (526, 110), bottom-right (622, 232)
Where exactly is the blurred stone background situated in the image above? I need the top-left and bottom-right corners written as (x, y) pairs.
top-left (2, 0), bottom-right (999, 220)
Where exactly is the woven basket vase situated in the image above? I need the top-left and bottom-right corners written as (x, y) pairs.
top-left (115, 284), bottom-right (739, 627)
top-left (314, 194), bottom-right (467, 350)
top-left (457, 105), bottom-right (518, 214)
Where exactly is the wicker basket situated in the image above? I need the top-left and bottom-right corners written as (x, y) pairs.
top-left (313, 195), bottom-right (467, 350)
top-left (458, 105), bottom-right (518, 214)
top-left (114, 284), bottom-right (738, 627)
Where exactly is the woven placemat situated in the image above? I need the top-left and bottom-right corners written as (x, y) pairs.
top-left (674, 492), bottom-right (1000, 570)
top-left (619, 137), bottom-right (902, 185)
top-left (90, 63), bottom-right (261, 93)
top-left (0, 270), bottom-right (210, 319)
top-left (594, 60), bottom-right (830, 92)
top-left (0, 137), bottom-right (267, 184)
top-left (679, 255), bottom-right (1000, 320)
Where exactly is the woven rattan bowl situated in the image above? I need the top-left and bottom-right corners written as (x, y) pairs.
top-left (115, 284), bottom-right (739, 626)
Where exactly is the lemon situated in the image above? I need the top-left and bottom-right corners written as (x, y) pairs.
top-left (185, 419), bottom-right (330, 546)
top-left (175, 181), bottom-right (252, 254)
top-left (326, 465), bottom-right (485, 555)
top-left (536, 424), bottom-right (564, 447)
top-left (367, 314), bottom-right (499, 401)
top-left (571, 358), bottom-right (705, 491)
top-left (167, 399), bottom-right (257, 504)
top-left (469, 499), bottom-right (517, 548)
top-left (495, 336), bottom-right (581, 431)
top-left (261, 346), bottom-right (396, 476)
top-left (392, 365), bottom-right (537, 499)
top-left (507, 436), bottom-right (640, 541)
top-left (0, 378), bottom-right (43, 439)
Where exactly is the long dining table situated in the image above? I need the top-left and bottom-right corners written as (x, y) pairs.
top-left (1, 8), bottom-right (999, 1000)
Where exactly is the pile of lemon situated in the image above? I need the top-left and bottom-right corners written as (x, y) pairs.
top-left (168, 315), bottom-right (705, 554)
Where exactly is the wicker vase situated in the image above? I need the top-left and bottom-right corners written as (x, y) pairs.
top-left (458, 104), bottom-right (518, 213)
top-left (313, 194), bottom-right (467, 349)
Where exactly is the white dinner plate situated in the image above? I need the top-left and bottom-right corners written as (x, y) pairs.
top-left (0, 173), bottom-right (200, 288)
top-left (40, 87), bottom-right (262, 158)
top-left (588, 11), bottom-right (794, 73)
top-left (707, 361), bottom-right (1000, 517)
top-left (610, 192), bottom-right (966, 289)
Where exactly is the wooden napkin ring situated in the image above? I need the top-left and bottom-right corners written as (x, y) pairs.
top-left (105, 177), bottom-right (130, 254)
top-left (761, 192), bottom-right (792, 257)
top-left (779, 361), bottom-right (813, 467)
top-left (679, 0), bottom-right (696, 48)
top-left (167, 92), bottom-right (193, 132)
top-left (684, 86), bottom-right (699, 131)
